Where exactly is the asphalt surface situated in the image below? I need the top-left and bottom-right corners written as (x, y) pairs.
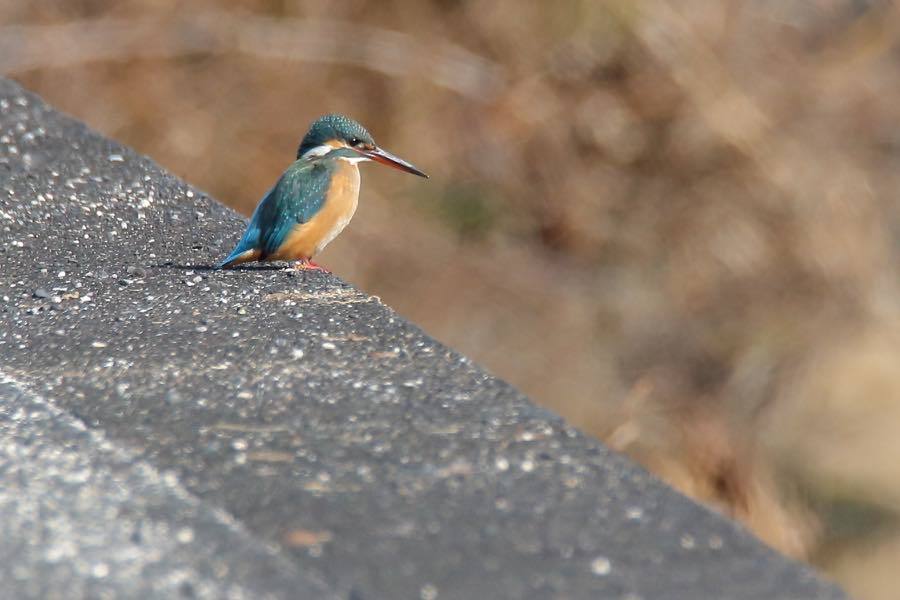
top-left (0, 77), bottom-right (846, 599)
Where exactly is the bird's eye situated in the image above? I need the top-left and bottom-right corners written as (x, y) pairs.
top-left (349, 137), bottom-right (361, 146)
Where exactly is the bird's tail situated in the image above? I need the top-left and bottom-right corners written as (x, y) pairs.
top-left (216, 247), bottom-right (261, 270)
top-left (217, 193), bottom-right (268, 269)
top-left (216, 224), bottom-right (262, 269)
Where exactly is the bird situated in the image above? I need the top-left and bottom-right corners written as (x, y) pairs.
top-left (217, 114), bottom-right (427, 270)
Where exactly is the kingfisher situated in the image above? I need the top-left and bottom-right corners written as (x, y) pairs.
top-left (217, 114), bottom-right (427, 270)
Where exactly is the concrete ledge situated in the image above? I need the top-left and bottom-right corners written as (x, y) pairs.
top-left (0, 78), bottom-right (844, 599)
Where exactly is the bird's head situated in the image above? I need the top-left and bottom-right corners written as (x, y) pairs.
top-left (297, 114), bottom-right (428, 178)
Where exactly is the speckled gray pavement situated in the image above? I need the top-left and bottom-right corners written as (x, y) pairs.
top-left (0, 77), bottom-right (845, 599)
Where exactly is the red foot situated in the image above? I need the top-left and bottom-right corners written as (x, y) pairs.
top-left (293, 259), bottom-right (330, 273)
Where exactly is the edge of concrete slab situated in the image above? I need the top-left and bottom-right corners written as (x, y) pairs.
top-left (0, 77), bottom-right (845, 600)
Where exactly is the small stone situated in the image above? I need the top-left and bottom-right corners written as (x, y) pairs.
top-left (626, 507), bottom-right (643, 521)
top-left (176, 527), bottom-right (195, 544)
top-left (32, 288), bottom-right (50, 299)
top-left (590, 556), bottom-right (611, 576)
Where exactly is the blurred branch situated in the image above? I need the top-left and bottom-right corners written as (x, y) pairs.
top-left (0, 11), bottom-right (506, 102)
top-left (818, 1), bottom-right (900, 88)
top-left (627, 0), bottom-right (771, 157)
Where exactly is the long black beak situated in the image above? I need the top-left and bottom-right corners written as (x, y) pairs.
top-left (360, 146), bottom-right (428, 178)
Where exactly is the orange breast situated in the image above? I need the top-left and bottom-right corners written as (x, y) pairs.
top-left (270, 161), bottom-right (360, 261)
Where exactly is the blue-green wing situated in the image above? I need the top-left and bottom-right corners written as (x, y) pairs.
top-left (217, 160), bottom-right (334, 267)
top-left (258, 160), bottom-right (334, 256)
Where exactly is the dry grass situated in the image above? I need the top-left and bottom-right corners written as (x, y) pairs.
top-left (6, 1), bottom-right (900, 596)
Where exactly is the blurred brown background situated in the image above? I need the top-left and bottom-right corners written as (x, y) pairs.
top-left (5, 1), bottom-right (900, 596)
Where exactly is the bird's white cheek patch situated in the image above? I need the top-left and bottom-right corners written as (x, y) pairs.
top-left (300, 145), bottom-right (333, 159)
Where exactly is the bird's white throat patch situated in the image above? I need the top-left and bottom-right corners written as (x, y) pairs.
top-left (336, 155), bottom-right (370, 165)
